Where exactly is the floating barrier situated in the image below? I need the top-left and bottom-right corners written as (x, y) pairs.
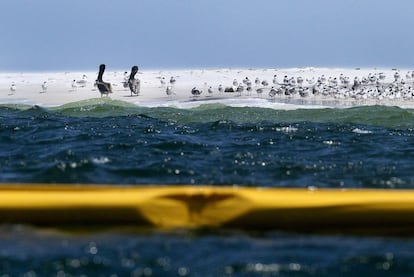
top-left (1, 184), bottom-right (414, 234)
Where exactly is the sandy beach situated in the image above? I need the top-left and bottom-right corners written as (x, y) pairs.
top-left (1, 67), bottom-right (414, 109)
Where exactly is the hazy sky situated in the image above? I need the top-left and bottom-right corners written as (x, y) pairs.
top-left (1, 0), bottom-right (414, 71)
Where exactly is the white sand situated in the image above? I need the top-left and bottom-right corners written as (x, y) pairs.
top-left (0, 67), bottom-right (413, 109)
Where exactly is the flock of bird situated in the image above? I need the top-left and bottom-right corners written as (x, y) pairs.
top-left (7, 65), bottom-right (414, 102)
top-left (7, 64), bottom-right (141, 97)
top-left (181, 70), bottom-right (414, 101)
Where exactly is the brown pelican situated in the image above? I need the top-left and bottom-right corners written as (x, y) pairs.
top-left (128, 65), bottom-right (140, 96)
top-left (96, 64), bottom-right (113, 96)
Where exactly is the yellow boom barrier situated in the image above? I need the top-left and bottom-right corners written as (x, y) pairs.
top-left (1, 184), bottom-right (414, 234)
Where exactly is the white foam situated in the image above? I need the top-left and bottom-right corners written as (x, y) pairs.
top-left (91, 157), bottom-right (111, 164)
top-left (275, 126), bottom-right (298, 133)
top-left (352, 128), bottom-right (373, 134)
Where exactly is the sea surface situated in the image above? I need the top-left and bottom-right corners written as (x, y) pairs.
top-left (1, 98), bottom-right (414, 276)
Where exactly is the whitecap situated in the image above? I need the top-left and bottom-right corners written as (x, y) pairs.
top-left (323, 140), bottom-right (341, 145)
top-left (275, 126), bottom-right (298, 133)
top-left (352, 128), bottom-right (372, 134)
top-left (91, 157), bottom-right (111, 164)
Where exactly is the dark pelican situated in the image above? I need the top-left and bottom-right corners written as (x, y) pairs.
top-left (128, 65), bottom-right (140, 96)
top-left (96, 64), bottom-right (112, 96)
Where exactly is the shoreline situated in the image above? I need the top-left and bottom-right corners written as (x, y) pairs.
top-left (1, 67), bottom-right (414, 109)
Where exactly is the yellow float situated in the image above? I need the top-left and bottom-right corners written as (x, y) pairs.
top-left (0, 184), bottom-right (413, 235)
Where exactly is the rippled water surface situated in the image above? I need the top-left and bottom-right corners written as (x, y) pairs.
top-left (1, 99), bottom-right (414, 276)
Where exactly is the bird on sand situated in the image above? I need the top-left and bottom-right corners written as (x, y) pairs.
top-left (95, 64), bottom-right (113, 96)
top-left (128, 65), bottom-right (140, 96)
top-left (41, 81), bottom-right (48, 93)
top-left (166, 86), bottom-right (174, 96)
top-left (191, 87), bottom-right (202, 96)
top-left (9, 83), bottom-right (16, 94)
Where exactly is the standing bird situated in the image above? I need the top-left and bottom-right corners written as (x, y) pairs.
top-left (352, 77), bottom-right (361, 91)
top-left (246, 86), bottom-right (253, 95)
top-left (128, 65), bottom-right (140, 96)
top-left (218, 84), bottom-right (223, 93)
top-left (379, 72), bottom-right (386, 82)
top-left (394, 71), bottom-right (400, 83)
top-left (76, 74), bottom-right (88, 87)
top-left (236, 84), bottom-right (244, 95)
top-left (166, 86), bottom-right (174, 96)
top-left (296, 76), bottom-right (304, 87)
top-left (96, 64), bottom-right (113, 96)
top-left (71, 80), bottom-right (77, 91)
top-left (269, 87), bottom-right (277, 98)
top-left (170, 76), bottom-right (176, 85)
top-left (41, 81), bottom-right (48, 93)
top-left (9, 83), bottom-right (16, 94)
top-left (160, 77), bottom-right (166, 87)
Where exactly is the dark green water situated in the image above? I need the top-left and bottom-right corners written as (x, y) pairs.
top-left (1, 99), bottom-right (414, 276)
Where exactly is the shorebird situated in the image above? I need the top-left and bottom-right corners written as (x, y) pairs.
top-left (297, 76), bottom-right (304, 87)
top-left (208, 86), bottom-right (214, 95)
top-left (273, 75), bottom-right (278, 85)
top-left (191, 87), bottom-right (202, 96)
top-left (343, 77), bottom-right (350, 87)
top-left (233, 79), bottom-right (238, 86)
top-left (96, 64), bottom-right (113, 96)
top-left (306, 77), bottom-right (315, 85)
top-left (160, 77), bottom-right (166, 86)
top-left (41, 81), bottom-right (48, 93)
top-left (261, 80), bottom-right (269, 87)
top-left (236, 84), bottom-right (244, 95)
top-left (76, 75), bottom-right (88, 87)
top-left (166, 86), bottom-right (174, 96)
top-left (406, 71), bottom-right (412, 81)
top-left (122, 71), bottom-right (129, 88)
top-left (329, 77), bottom-right (338, 87)
top-left (170, 76), bottom-right (176, 85)
top-left (299, 87), bottom-right (308, 97)
top-left (379, 72), bottom-right (386, 82)
top-left (9, 83), bottom-right (16, 94)
top-left (218, 84), bottom-right (223, 93)
top-left (128, 65), bottom-right (140, 96)
top-left (255, 77), bottom-right (260, 86)
top-left (368, 74), bottom-right (377, 84)
top-left (71, 80), bottom-right (77, 91)
top-left (394, 71), bottom-right (400, 83)
top-left (352, 77), bottom-right (361, 91)
top-left (269, 87), bottom-right (277, 98)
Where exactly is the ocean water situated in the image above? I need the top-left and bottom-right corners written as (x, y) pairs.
top-left (1, 98), bottom-right (414, 276)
